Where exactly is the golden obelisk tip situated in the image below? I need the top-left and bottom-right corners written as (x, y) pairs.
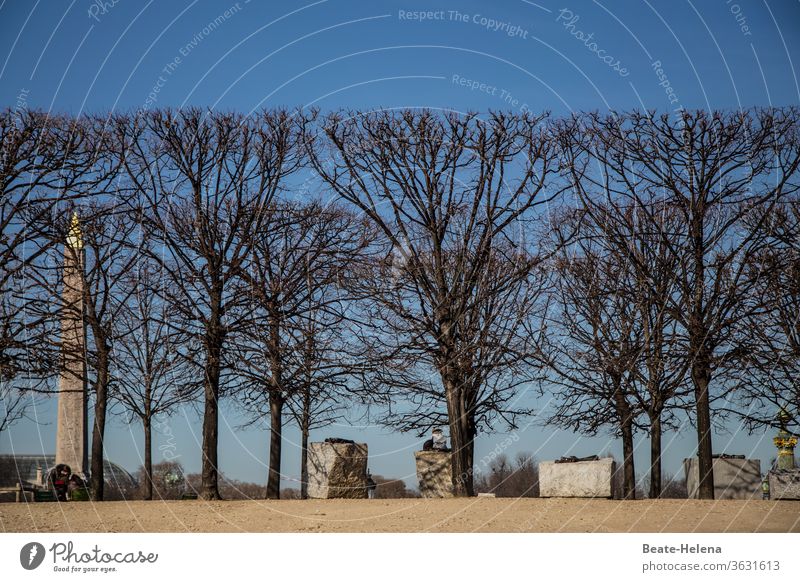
top-left (66, 211), bottom-right (83, 250)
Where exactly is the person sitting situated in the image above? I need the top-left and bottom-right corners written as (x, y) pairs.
top-left (432, 428), bottom-right (450, 452)
top-left (422, 428), bottom-right (450, 452)
top-left (68, 474), bottom-right (88, 500)
top-left (50, 464), bottom-right (71, 502)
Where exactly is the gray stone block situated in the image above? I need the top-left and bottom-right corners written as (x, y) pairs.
top-left (539, 458), bottom-right (615, 498)
top-left (415, 451), bottom-right (454, 498)
top-left (683, 457), bottom-right (762, 500)
top-left (307, 442), bottom-right (368, 499)
top-left (768, 469), bottom-right (800, 500)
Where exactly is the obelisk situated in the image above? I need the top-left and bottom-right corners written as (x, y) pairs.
top-left (55, 212), bottom-right (88, 477)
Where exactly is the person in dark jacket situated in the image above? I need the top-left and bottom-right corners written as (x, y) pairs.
top-left (50, 464), bottom-right (71, 501)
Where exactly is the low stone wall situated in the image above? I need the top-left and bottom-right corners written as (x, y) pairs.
top-left (683, 457), bottom-right (762, 500)
top-left (307, 442), bottom-right (368, 499)
top-left (414, 451), bottom-right (454, 498)
top-left (539, 458), bottom-right (615, 498)
top-left (768, 469), bottom-right (800, 500)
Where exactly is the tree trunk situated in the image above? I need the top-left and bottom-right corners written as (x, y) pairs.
top-left (266, 392), bottom-right (283, 500)
top-left (445, 380), bottom-right (475, 497)
top-left (462, 413), bottom-right (475, 494)
top-left (143, 416), bottom-right (153, 501)
top-left (620, 417), bottom-right (636, 500)
top-left (648, 412), bottom-right (662, 499)
top-left (300, 390), bottom-right (310, 500)
top-left (90, 351), bottom-right (109, 501)
top-left (611, 375), bottom-right (635, 499)
top-left (689, 195), bottom-right (714, 500)
top-left (201, 338), bottom-right (222, 500)
top-left (692, 357), bottom-right (715, 499)
top-left (300, 428), bottom-right (309, 500)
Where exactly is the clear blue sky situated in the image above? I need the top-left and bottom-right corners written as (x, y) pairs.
top-left (1, 0), bottom-right (798, 489)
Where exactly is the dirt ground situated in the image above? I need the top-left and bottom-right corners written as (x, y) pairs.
top-left (2, 498), bottom-right (798, 533)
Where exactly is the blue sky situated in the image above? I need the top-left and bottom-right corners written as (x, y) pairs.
top-left (1, 0), bottom-right (798, 488)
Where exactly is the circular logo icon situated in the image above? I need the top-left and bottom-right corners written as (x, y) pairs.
top-left (20, 542), bottom-right (46, 570)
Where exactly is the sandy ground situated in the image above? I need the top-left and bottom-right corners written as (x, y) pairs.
top-left (2, 498), bottom-right (799, 533)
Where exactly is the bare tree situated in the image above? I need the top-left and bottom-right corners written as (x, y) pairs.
top-left (2, 111), bottom-right (111, 432)
top-left (564, 109), bottom-right (800, 499)
top-left (0, 379), bottom-right (30, 433)
top-left (236, 200), bottom-right (370, 499)
top-left (289, 341), bottom-right (347, 500)
top-left (27, 200), bottom-right (139, 500)
top-left (118, 108), bottom-right (304, 499)
top-left (543, 200), bottom-right (692, 498)
top-left (288, 203), bottom-right (372, 500)
top-left (542, 209), bottom-right (642, 499)
top-left (113, 258), bottom-right (197, 500)
top-left (309, 110), bottom-right (566, 496)
top-left (623, 203), bottom-right (691, 498)
top-left (731, 197), bottom-right (800, 436)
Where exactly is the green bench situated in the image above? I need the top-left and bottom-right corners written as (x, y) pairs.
top-left (33, 489), bottom-right (56, 502)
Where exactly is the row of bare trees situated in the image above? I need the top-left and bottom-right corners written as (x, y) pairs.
top-left (543, 110), bottom-right (800, 499)
top-left (1, 107), bottom-right (798, 500)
